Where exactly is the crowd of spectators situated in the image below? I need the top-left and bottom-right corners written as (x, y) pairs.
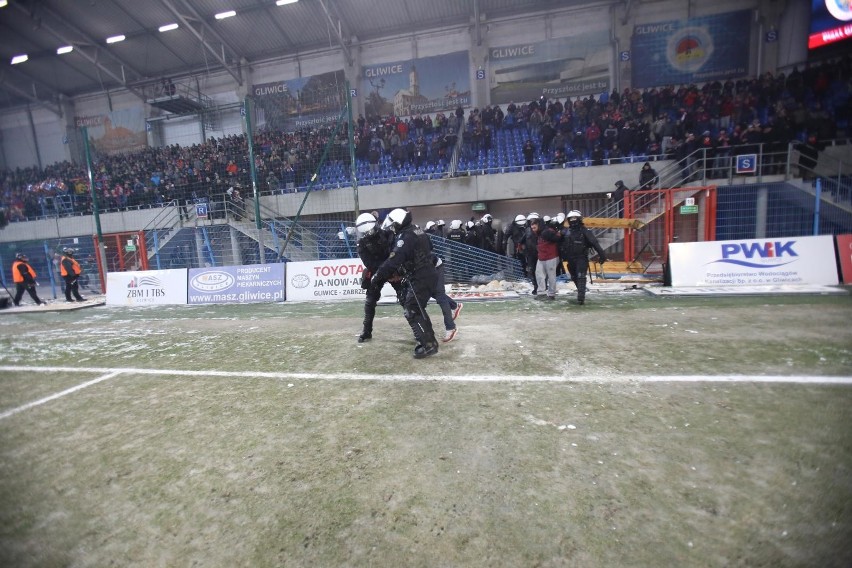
top-left (1, 55), bottom-right (849, 223)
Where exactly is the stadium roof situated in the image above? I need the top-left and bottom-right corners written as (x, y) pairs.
top-left (0, 0), bottom-right (592, 115)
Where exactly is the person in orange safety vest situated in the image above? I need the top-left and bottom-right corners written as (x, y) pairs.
top-left (60, 248), bottom-right (86, 302)
top-left (11, 252), bottom-right (45, 306)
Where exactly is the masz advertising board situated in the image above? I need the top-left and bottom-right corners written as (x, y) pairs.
top-left (106, 269), bottom-right (188, 306)
top-left (668, 235), bottom-right (839, 287)
top-left (285, 258), bottom-right (397, 302)
top-left (187, 264), bottom-right (285, 305)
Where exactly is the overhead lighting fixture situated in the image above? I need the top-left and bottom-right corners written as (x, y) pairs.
top-left (57, 45), bottom-right (74, 55)
top-left (106, 34), bottom-right (126, 44)
top-left (276, 0), bottom-right (299, 5)
top-left (159, 23), bottom-right (179, 32)
top-left (0, 1), bottom-right (8, 7)
top-left (10, 54), bottom-right (28, 65)
top-left (215, 10), bottom-right (236, 20)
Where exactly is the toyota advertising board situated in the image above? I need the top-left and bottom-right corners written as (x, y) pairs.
top-left (286, 258), bottom-right (397, 302)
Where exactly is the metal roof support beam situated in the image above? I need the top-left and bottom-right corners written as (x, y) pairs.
top-left (473, 0), bottom-right (482, 46)
top-left (0, 72), bottom-right (61, 117)
top-left (316, 0), bottom-right (354, 67)
top-left (15, 2), bottom-right (146, 81)
top-left (10, 3), bottom-right (147, 103)
top-left (160, 0), bottom-right (243, 86)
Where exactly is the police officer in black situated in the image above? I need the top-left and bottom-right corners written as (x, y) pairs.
top-left (523, 213), bottom-right (541, 295)
top-left (446, 220), bottom-right (465, 243)
top-left (370, 208), bottom-right (439, 359)
top-left (476, 214), bottom-right (496, 253)
top-left (355, 212), bottom-right (398, 343)
top-left (506, 214), bottom-right (528, 269)
top-left (560, 210), bottom-right (607, 305)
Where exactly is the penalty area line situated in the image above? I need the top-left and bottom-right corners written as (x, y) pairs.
top-left (0, 370), bottom-right (124, 421)
top-left (1, 366), bottom-right (851, 385)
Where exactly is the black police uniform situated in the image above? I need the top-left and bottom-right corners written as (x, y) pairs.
top-left (559, 221), bottom-right (607, 304)
top-left (372, 224), bottom-right (439, 358)
top-left (357, 228), bottom-right (397, 342)
top-left (522, 225), bottom-right (539, 294)
top-left (476, 221), bottom-right (496, 253)
top-left (446, 227), bottom-right (465, 244)
top-left (506, 222), bottom-right (527, 269)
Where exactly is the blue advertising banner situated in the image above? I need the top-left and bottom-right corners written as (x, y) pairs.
top-left (489, 34), bottom-right (611, 104)
top-left (361, 51), bottom-right (471, 118)
top-left (630, 11), bottom-right (750, 88)
top-left (187, 264), bottom-right (285, 305)
top-left (252, 70), bottom-right (346, 131)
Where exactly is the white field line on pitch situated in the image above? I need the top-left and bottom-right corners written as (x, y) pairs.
top-left (0, 371), bottom-right (123, 421)
top-left (1, 366), bottom-right (851, 385)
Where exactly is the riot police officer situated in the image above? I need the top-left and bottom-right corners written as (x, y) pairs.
top-left (560, 210), bottom-right (607, 305)
top-left (355, 212), bottom-right (397, 343)
top-left (446, 220), bottom-right (465, 243)
top-left (370, 208), bottom-right (439, 359)
top-left (506, 214), bottom-right (527, 266)
top-left (477, 213), bottom-right (496, 252)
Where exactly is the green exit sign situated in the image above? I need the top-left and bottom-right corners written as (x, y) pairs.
top-left (680, 205), bottom-right (698, 214)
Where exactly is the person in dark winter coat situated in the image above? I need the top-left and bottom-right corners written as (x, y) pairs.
top-left (639, 161), bottom-right (658, 189)
top-left (611, 180), bottom-right (628, 218)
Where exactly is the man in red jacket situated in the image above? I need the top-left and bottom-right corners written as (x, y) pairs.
top-left (532, 218), bottom-right (561, 300)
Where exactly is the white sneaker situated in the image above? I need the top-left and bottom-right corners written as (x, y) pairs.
top-left (452, 303), bottom-right (463, 320)
top-left (442, 328), bottom-right (457, 343)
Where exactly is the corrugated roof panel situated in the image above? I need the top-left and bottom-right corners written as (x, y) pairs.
top-left (0, 0), bottom-right (610, 111)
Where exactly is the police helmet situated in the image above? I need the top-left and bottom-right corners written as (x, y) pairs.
top-left (542, 215), bottom-right (551, 224)
top-left (386, 208), bottom-right (412, 233)
top-left (556, 212), bottom-right (566, 225)
top-left (425, 221), bottom-right (436, 230)
top-left (527, 212), bottom-right (540, 221)
top-left (567, 210), bottom-right (583, 226)
top-left (15, 252), bottom-right (27, 261)
top-left (466, 220), bottom-right (475, 230)
top-left (482, 213), bottom-right (493, 224)
top-left (437, 219), bottom-right (445, 227)
top-left (514, 214), bottom-right (526, 225)
top-left (450, 219), bottom-right (462, 230)
top-left (355, 212), bottom-right (377, 236)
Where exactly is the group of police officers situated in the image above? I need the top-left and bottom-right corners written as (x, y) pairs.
top-left (355, 207), bottom-right (606, 359)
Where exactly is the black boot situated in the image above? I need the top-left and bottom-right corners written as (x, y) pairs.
top-left (359, 302), bottom-right (376, 342)
top-left (577, 275), bottom-right (586, 305)
top-left (408, 315), bottom-right (438, 359)
top-left (414, 342), bottom-right (438, 358)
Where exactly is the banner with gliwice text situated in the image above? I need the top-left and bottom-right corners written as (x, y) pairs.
top-left (668, 235), bottom-right (839, 287)
top-left (106, 269), bottom-right (188, 306)
top-left (187, 264), bottom-right (285, 305)
top-left (285, 258), bottom-right (397, 302)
